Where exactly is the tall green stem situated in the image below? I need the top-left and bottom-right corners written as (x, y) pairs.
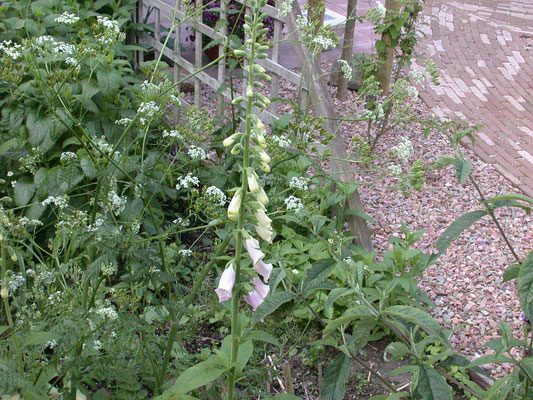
top-left (227, 13), bottom-right (257, 400)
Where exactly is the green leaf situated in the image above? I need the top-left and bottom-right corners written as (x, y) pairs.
top-left (321, 352), bottom-right (351, 400)
top-left (23, 332), bottom-right (59, 347)
top-left (429, 210), bottom-right (487, 264)
top-left (268, 395), bottom-right (302, 399)
top-left (14, 178), bottom-right (35, 207)
top-left (245, 330), bottom-right (281, 347)
top-left (416, 365), bottom-right (453, 400)
top-left (433, 155), bottom-right (455, 170)
top-left (518, 251), bottom-right (533, 322)
top-left (253, 291), bottom-right (296, 322)
top-left (97, 68), bottom-right (121, 97)
top-left (164, 359), bottom-right (225, 395)
top-left (454, 158), bottom-right (472, 184)
top-left (503, 263), bottom-right (520, 282)
top-left (384, 306), bottom-right (443, 337)
top-left (485, 193), bottom-right (533, 206)
top-left (467, 354), bottom-right (514, 368)
top-left (303, 258), bottom-right (336, 289)
top-left (384, 342), bottom-right (410, 361)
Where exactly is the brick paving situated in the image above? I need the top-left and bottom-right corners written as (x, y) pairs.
top-left (416, 0), bottom-right (533, 196)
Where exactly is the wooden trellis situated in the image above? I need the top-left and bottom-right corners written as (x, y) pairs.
top-left (134, 0), bottom-right (373, 249)
top-left (133, 0), bottom-right (310, 122)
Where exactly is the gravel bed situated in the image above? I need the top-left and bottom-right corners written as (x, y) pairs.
top-left (182, 62), bottom-right (532, 377)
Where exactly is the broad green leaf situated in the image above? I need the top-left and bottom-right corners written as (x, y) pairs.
top-left (164, 359), bottom-right (225, 395)
top-left (519, 357), bottom-right (533, 382)
top-left (302, 279), bottom-right (337, 295)
top-left (14, 178), bottom-right (35, 207)
top-left (503, 263), bottom-right (520, 282)
top-left (253, 291), bottom-right (296, 322)
top-left (267, 395), bottom-right (301, 399)
top-left (416, 365), bottom-right (453, 400)
top-left (368, 394), bottom-right (407, 400)
top-left (429, 210), bottom-right (487, 264)
top-left (518, 251), bottom-right (533, 322)
top-left (384, 342), bottom-right (410, 361)
top-left (321, 353), bottom-right (350, 400)
top-left (245, 330), bottom-right (281, 347)
top-left (326, 288), bottom-right (355, 313)
top-left (384, 306), bottom-right (443, 337)
top-left (467, 354), bottom-right (514, 368)
top-left (454, 158), bottom-right (472, 184)
top-left (485, 193), bottom-right (533, 206)
top-left (23, 332), bottom-right (59, 347)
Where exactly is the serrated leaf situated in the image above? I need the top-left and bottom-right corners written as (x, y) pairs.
top-left (303, 258), bottom-right (336, 289)
top-left (253, 291), bottom-right (296, 322)
top-left (416, 365), bottom-right (453, 400)
top-left (455, 158), bottom-right (472, 184)
top-left (467, 354), bottom-right (514, 368)
top-left (97, 68), bottom-right (121, 97)
top-left (321, 353), bottom-right (350, 400)
top-left (518, 251), bottom-right (533, 322)
top-left (384, 306), bottom-right (443, 337)
top-left (14, 178), bottom-right (35, 207)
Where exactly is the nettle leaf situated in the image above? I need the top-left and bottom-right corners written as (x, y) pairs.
top-left (26, 111), bottom-right (54, 152)
top-left (34, 165), bottom-right (84, 197)
top-left (321, 352), bottom-right (351, 400)
top-left (253, 291), bottom-right (296, 322)
top-left (454, 158), bottom-right (472, 184)
top-left (416, 366), bottom-right (452, 400)
top-left (429, 210), bottom-right (487, 265)
top-left (518, 251), bottom-right (533, 322)
top-left (303, 258), bottom-right (336, 289)
top-left (97, 68), bottom-right (122, 97)
top-left (14, 178), bottom-right (35, 207)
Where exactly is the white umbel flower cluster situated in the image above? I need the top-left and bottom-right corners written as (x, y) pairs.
top-left (137, 101), bottom-right (160, 125)
top-left (0, 40), bottom-right (22, 59)
top-left (188, 145), bottom-right (208, 160)
top-left (289, 176), bottom-right (309, 190)
top-left (278, 0), bottom-right (293, 18)
top-left (391, 136), bottom-right (414, 162)
top-left (55, 12), bottom-right (80, 25)
top-left (285, 195), bottom-right (304, 213)
top-left (176, 173), bottom-right (200, 190)
top-left (205, 186), bottom-right (227, 206)
top-left (338, 59), bottom-right (352, 80)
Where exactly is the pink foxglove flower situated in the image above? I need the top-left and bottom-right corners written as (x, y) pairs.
top-left (244, 238), bottom-right (273, 282)
top-left (215, 264), bottom-right (236, 302)
top-left (244, 277), bottom-right (270, 311)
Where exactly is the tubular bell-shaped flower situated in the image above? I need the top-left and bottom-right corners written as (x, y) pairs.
top-left (215, 263), bottom-right (236, 302)
top-left (243, 277), bottom-right (270, 311)
top-left (227, 190), bottom-right (242, 220)
top-left (244, 238), bottom-right (273, 282)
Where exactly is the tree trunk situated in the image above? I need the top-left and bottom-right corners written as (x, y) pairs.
top-left (378, 0), bottom-right (400, 95)
top-left (336, 0), bottom-right (358, 100)
top-left (286, 2), bottom-right (374, 251)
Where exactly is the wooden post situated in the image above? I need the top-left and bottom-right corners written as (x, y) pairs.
top-left (286, 2), bottom-right (373, 251)
top-left (307, 0), bottom-right (325, 62)
top-left (378, 0), bottom-right (401, 95)
top-left (336, 0), bottom-right (358, 100)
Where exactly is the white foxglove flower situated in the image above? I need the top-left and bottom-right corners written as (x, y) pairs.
top-left (227, 190), bottom-right (242, 220)
top-left (255, 224), bottom-right (272, 243)
top-left (247, 173), bottom-right (260, 193)
top-left (257, 187), bottom-right (269, 205)
top-left (255, 207), bottom-right (272, 228)
top-left (215, 264), bottom-right (236, 302)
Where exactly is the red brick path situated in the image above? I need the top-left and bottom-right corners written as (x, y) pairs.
top-left (417, 0), bottom-right (533, 196)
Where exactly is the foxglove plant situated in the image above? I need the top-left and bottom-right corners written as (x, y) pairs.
top-left (215, 0), bottom-right (275, 396)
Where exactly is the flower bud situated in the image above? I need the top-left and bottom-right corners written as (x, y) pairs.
top-left (227, 190), bottom-right (242, 220)
top-left (231, 144), bottom-right (242, 155)
top-left (233, 49), bottom-right (246, 57)
top-left (232, 96), bottom-right (245, 105)
top-left (9, 251), bottom-right (17, 263)
top-left (247, 172), bottom-right (260, 193)
top-left (255, 207), bottom-right (272, 227)
top-left (259, 151), bottom-right (271, 163)
top-left (255, 132), bottom-right (266, 146)
top-left (259, 162), bottom-right (270, 173)
top-left (0, 286), bottom-right (7, 299)
top-left (223, 136), bottom-right (235, 147)
top-left (246, 85), bottom-right (254, 98)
